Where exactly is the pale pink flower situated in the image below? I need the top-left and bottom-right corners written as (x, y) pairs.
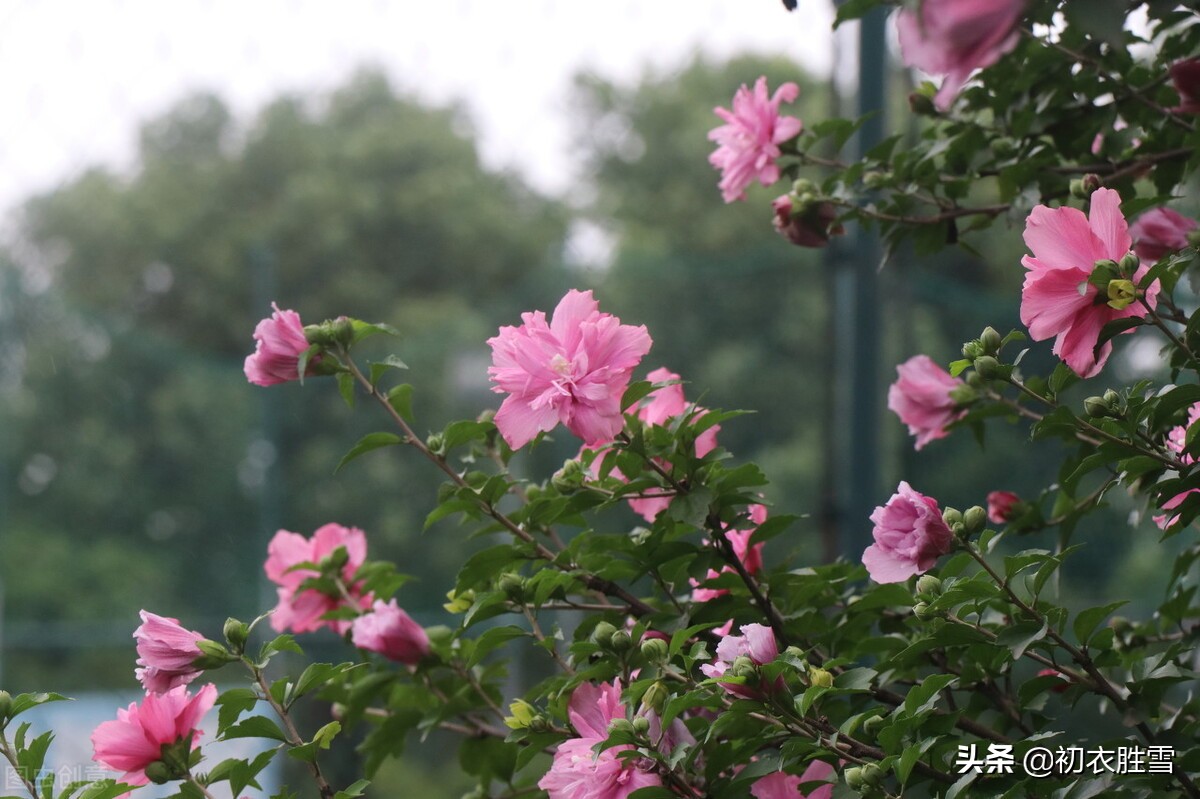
top-left (708, 77), bottom-right (803, 203)
top-left (1170, 58), bottom-right (1200, 115)
top-left (863, 482), bottom-right (955, 584)
top-left (263, 523), bottom-right (373, 634)
top-left (538, 681), bottom-right (663, 799)
top-left (91, 683), bottom-right (217, 786)
top-left (133, 610), bottom-right (205, 694)
top-left (1020, 188), bottom-right (1158, 378)
top-left (1154, 402), bottom-right (1200, 530)
top-left (244, 303), bottom-right (316, 386)
top-left (351, 599), bottom-right (430, 665)
top-left (895, 0), bottom-right (1025, 111)
top-left (986, 491), bottom-right (1021, 525)
top-left (887, 355), bottom-right (966, 450)
top-left (751, 761), bottom-right (836, 799)
top-left (1130, 207), bottom-right (1198, 263)
top-left (690, 504), bottom-right (768, 602)
top-left (488, 290), bottom-right (652, 450)
top-left (700, 622), bottom-right (780, 697)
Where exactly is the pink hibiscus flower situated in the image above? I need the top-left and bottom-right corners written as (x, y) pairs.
top-left (487, 290), bottom-right (652, 450)
top-left (91, 684), bottom-right (217, 786)
top-left (690, 504), bottom-right (768, 602)
top-left (1020, 188), bottom-right (1158, 378)
top-left (263, 522), bottom-right (373, 634)
top-left (708, 77), bottom-right (803, 203)
top-left (1155, 402), bottom-right (1200, 530)
top-left (887, 355), bottom-right (967, 450)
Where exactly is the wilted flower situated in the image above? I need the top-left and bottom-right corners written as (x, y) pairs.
top-left (488, 290), bottom-right (652, 450)
top-left (895, 0), bottom-right (1025, 111)
top-left (351, 599), bottom-right (430, 665)
top-left (263, 523), bottom-right (373, 634)
top-left (887, 355), bottom-right (967, 450)
top-left (708, 77), bottom-right (803, 203)
top-left (863, 482), bottom-right (955, 583)
top-left (133, 610), bottom-right (205, 694)
top-left (91, 684), bottom-right (217, 786)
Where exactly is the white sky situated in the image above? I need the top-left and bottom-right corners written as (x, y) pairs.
top-left (0, 0), bottom-right (836, 217)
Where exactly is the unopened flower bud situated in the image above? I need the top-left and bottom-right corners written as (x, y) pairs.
top-left (504, 699), bottom-right (537, 730)
top-left (1102, 389), bottom-right (1125, 414)
top-left (948, 384), bottom-right (978, 406)
top-left (444, 588), bottom-right (474, 614)
top-left (1081, 173), bottom-right (1102, 194)
top-left (529, 716), bottom-right (550, 733)
top-left (973, 356), bottom-right (1002, 380)
top-left (1106, 279), bottom-right (1136, 311)
top-left (965, 371), bottom-right (984, 389)
top-left (1084, 396), bottom-right (1111, 418)
top-left (426, 433), bottom-right (446, 456)
top-left (641, 681), bottom-right (669, 713)
top-left (144, 762), bottom-right (174, 785)
top-left (551, 459), bottom-right (585, 492)
top-left (861, 713), bottom-right (885, 735)
top-left (1119, 251), bottom-right (1140, 275)
top-left (476, 408), bottom-right (496, 425)
top-left (844, 766), bottom-right (866, 790)
top-left (498, 572), bottom-right (525, 601)
top-left (730, 655), bottom-right (757, 679)
top-left (942, 507), bottom-right (963, 527)
top-left (962, 506), bottom-right (987, 534)
top-left (609, 630), bottom-right (633, 653)
top-left (192, 639), bottom-right (236, 670)
top-left (913, 601), bottom-right (936, 621)
top-left (908, 91), bottom-right (936, 116)
top-left (808, 667), bottom-right (834, 688)
top-left (979, 327), bottom-right (1002, 355)
top-left (791, 178), bottom-right (818, 196)
top-left (608, 718), bottom-right (635, 735)
top-left (640, 637), bottom-right (669, 663)
top-left (961, 340), bottom-right (984, 360)
top-left (0, 691), bottom-right (11, 723)
top-left (632, 716), bottom-right (651, 734)
top-left (860, 763), bottom-right (884, 787)
top-left (916, 574), bottom-right (942, 598)
top-left (862, 171), bottom-right (888, 189)
top-left (223, 617), bottom-right (249, 652)
top-left (591, 621), bottom-right (618, 648)
top-left (1069, 178), bottom-right (1088, 199)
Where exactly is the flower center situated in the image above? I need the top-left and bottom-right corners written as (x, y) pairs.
top-left (1106, 279), bottom-right (1137, 310)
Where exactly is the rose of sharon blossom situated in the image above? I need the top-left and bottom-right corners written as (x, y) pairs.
top-left (264, 523), bottom-right (373, 634)
top-left (1154, 402), bottom-right (1200, 530)
top-left (351, 599), bottom-right (430, 665)
top-left (691, 504), bottom-right (768, 602)
top-left (134, 610), bottom-right (206, 694)
top-left (887, 355), bottom-right (966, 450)
top-left (538, 681), bottom-right (662, 799)
top-left (986, 491), bottom-right (1021, 525)
top-left (751, 762), bottom-right (836, 799)
top-left (91, 683), bottom-right (218, 786)
top-left (1020, 188), bottom-right (1159, 378)
top-left (1130, 207), bottom-right (1198, 263)
top-left (244, 303), bottom-right (315, 386)
top-left (863, 482), bottom-right (955, 584)
top-left (700, 623), bottom-right (780, 697)
top-left (896, 0), bottom-right (1025, 111)
top-left (488, 290), bottom-right (652, 450)
top-left (708, 77), bottom-right (803, 203)
top-left (1170, 58), bottom-right (1200, 115)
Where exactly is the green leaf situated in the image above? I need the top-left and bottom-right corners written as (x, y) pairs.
top-left (8, 693), bottom-right (69, 719)
top-left (333, 780), bottom-right (371, 799)
top-left (76, 782), bottom-right (136, 799)
top-left (289, 662), bottom-right (359, 706)
top-left (335, 432), bottom-right (402, 473)
top-left (258, 633), bottom-right (303, 663)
top-left (221, 715), bottom-right (288, 742)
top-left (621, 380), bottom-right (654, 411)
top-left (295, 343), bottom-right (323, 385)
top-left (215, 688), bottom-right (260, 733)
top-left (1073, 600), bottom-right (1128, 645)
top-left (387, 383), bottom-right (415, 422)
top-left (995, 620), bottom-right (1047, 660)
top-left (947, 358), bottom-right (971, 377)
top-left (369, 355), bottom-right (409, 386)
top-left (336, 372), bottom-right (356, 408)
top-left (349, 319), bottom-right (400, 344)
top-left (468, 625), bottom-right (529, 668)
top-left (287, 721), bottom-right (341, 764)
top-left (17, 731), bottom-right (53, 780)
top-left (903, 674), bottom-right (956, 716)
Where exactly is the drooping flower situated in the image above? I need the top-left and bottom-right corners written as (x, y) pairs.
top-left (862, 482), bottom-right (955, 584)
top-left (538, 681), bottom-right (663, 799)
top-left (708, 77), bottom-right (803, 203)
top-left (1170, 58), bottom-right (1200, 115)
top-left (1154, 402), bottom-right (1200, 530)
top-left (133, 610), bottom-right (206, 694)
top-left (1020, 188), bottom-right (1158, 378)
top-left (771, 195), bottom-right (843, 248)
top-left (751, 761), bottom-right (836, 799)
top-left (488, 290), bottom-right (652, 450)
top-left (263, 523), bottom-right (373, 634)
top-left (91, 683), bottom-right (218, 786)
top-left (887, 355), bottom-right (967, 450)
top-left (1130, 207), bottom-right (1198, 263)
top-left (986, 491), bottom-right (1021, 525)
top-left (700, 622), bottom-right (780, 697)
top-left (690, 504), bottom-right (768, 602)
top-left (244, 303), bottom-right (316, 386)
top-left (895, 0), bottom-right (1026, 111)
top-left (351, 599), bottom-right (430, 665)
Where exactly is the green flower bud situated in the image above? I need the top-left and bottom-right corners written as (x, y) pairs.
top-left (143, 762), bottom-right (174, 785)
top-left (640, 637), bottom-right (669, 663)
top-left (861, 763), bottom-right (884, 787)
top-left (302, 323), bottom-right (335, 347)
top-left (861, 713), bottom-right (885, 736)
top-left (948, 384), bottom-right (978, 406)
top-left (529, 716), bottom-right (550, 733)
top-left (808, 667), bottom-right (834, 688)
top-left (862, 171), bottom-right (888, 189)
top-left (962, 506), bottom-right (987, 535)
top-left (504, 699), bottom-right (537, 730)
top-left (912, 601), bottom-right (936, 621)
top-left (965, 371), bottom-right (984, 389)
top-left (1103, 389), bottom-right (1126, 415)
top-left (730, 655), bottom-right (757, 679)
top-left (591, 621), bottom-right (618, 648)
top-left (972, 356), bottom-right (1002, 380)
top-left (476, 408), bottom-right (496, 425)
top-left (844, 766), bottom-right (866, 790)
top-left (1106, 279), bottom-right (1137, 311)
top-left (1119, 251), bottom-right (1140, 275)
top-left (608, 718), bottom-right (635, 735)
top-left (192, 639), bottom-right (236, 670)
top-left (223, 617), bottom-right (249, 651)
top-left (426, 432), bottom-right (446, 456)
top-left (1069, 178), bottom-right (1087, 199)
top-left (980, 327), bottom-right (1002, 355)
top-left (908, 91), bottom-right (936, 116)
top-left (497, 572), bottom-right (525, 601)
top-left (961, 340), bottom-right (984, 360)
top-left (641, 681), bottom-right (670, 714)
top-left (1084, 396), bottom-right (1111, 418)
top-left (632, 716), bottom-right (650, 734)
top-left (444, 588), bottom-right (474, 614)
top-left (791, 178), bottom-right (818, 196)
top-left (609, 630), bottom-right (633, 653)
top-left (0, 691), bottom-right (11, 723)
top-left (942, 507), bottom-right (963, 527)
top-left (916, 574), bottom-right (942, 598)
top-left (1082, 173), bottom-right (1102, 194)
top-left (551, 459), bottom-right (585, 492)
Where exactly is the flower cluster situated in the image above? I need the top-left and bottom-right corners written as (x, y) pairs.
top-left (263, 522), bottom-right (373, 634)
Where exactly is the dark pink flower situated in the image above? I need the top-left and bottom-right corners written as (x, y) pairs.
top-left (771, 195), bottom-right (843, 248)
top-left (244, 303), bottom-right (316, 386)
top-left (351, 599), bottom-right (430, 665)
top-left (887, 355), bottom-right (966, 450)
top-left (895, 0), bottom-right (1025, 111)
top-left (538, 681), bottom-right (663, 799)
top-left (708, 77), bottom-right (803, 203)
top-left (1170, 58), bottom-right (1200, 115)
top-left (1154, 402), bottom-right (1200, 530)
top-left (863, 482), bottom-right (955, 584)
top-left (690, 504), bottom-right (768, 602)
top-left (488, 290), bottom-right (652, 450)
top-left (1130, 207), bottom-right (1197, 263)
top-left (263, 523), bottom-right (373, 634)
top-left (133, 610), bottom-right (205, 694)
top-left (751, 761), bottom-right (836, 799)
top-left (986, 490), bottom-right (1021, 525)
top-left (1020, 188), bottom-right (1158, 378)
top-left (91, 683), bottom-right (217, 786)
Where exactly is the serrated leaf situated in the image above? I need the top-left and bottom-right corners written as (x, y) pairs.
top-left (289, 663), bottom-right (359, 706)
top-left (335, 432), bottom-right (402, 473)
top-left (215, 688), bottom-right (260, 733)
top-left (467, 625), bottom-right (528, 668)
top-left (368, 355), bottom-right (409, 387)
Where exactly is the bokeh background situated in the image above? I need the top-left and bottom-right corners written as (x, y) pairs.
top-left (0, 1), bottom-right (1171, 795)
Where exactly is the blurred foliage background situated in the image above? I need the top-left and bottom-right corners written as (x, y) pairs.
top-left (0, 52), bottom-right (1168, 795)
